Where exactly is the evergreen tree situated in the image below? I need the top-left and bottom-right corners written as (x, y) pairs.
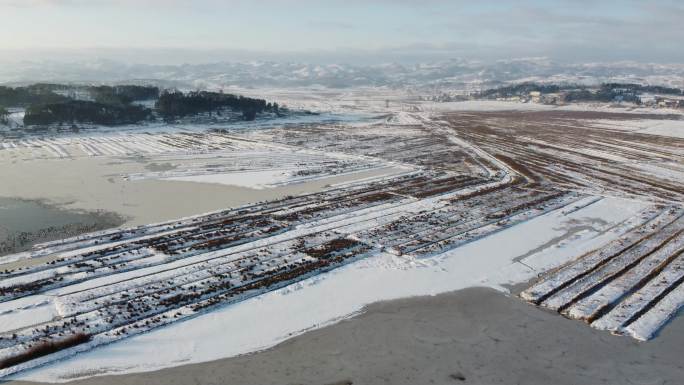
top-left (0, 106), bottom-right (8, 124)
top-left (24, 101), bottom-right (152, 126)
top-left (156, 90), bottom-right (270, 120)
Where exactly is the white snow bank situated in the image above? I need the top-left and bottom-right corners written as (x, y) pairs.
top-left (0, 295), bottom-right (57, 334)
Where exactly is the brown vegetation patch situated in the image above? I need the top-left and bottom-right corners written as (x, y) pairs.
top-left (0, 333), bottom-right (91, 370)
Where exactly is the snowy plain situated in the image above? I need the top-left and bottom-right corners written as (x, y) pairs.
top-left (1, 92), bottom-right (681, 381)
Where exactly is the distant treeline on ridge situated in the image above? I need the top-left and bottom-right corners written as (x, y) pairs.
top-left (479, 82), bottom-right (684, 104)
top-left (156, 90), bottom-right (279, 121)
top-left (0, 84), bottom-right (280, 127)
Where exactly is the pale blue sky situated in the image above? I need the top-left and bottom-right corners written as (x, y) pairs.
top-left (1, 0), bottom-right (682, 64)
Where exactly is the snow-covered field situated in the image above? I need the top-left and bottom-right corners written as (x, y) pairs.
top-left (0, 94), bottom-right (683, 382)
top-left (15, 196), bottom-right (647, 382)
top-left (587, 118), bottom-right (684, 139)
top-left (422, 100), bottom-right (684, 116)
top-left (1, 164), bottom-right (586, 379)
top-left (522, 206), bottom-right (684, 341)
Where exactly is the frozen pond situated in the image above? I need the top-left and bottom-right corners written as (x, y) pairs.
top-left (0, 197), bottom-right (123, 258)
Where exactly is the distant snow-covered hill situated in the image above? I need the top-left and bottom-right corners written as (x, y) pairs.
top-left (1, 58), bottom-right (683, 90)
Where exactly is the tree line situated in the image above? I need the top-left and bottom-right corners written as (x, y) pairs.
top-left (479, 83), bottom-right (561, 99)
top-left (156, 90), bottom-right (279, 121)
top-left (601, 83), bottom-right (683, 96)
top-left (23, 101), bottom-right (152, 126)
top-left (562, 87), bottom-right (641, 104)
top-left (0, 84), bottom-right (279, 127)
top-left (0, 85), bottom-right (69, 107)
top-left (21, 85), bottom-right (160, 126)
top-left (0, 106), bottom-right (8, 124)
top-left (89, 85), bottom-right (160, 106)
top-left (479, 82), bottom-right (683, 103)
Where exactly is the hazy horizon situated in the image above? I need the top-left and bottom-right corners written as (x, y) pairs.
top-left (1, 0), bottom-right (683, 65)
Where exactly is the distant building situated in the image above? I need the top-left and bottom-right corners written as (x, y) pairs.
top-left (529, 91), bottom-right (541, 103)
top-left (496, 96), bottom-right (521, 102)
top-left (541, 93), bottom-right (561, 105)
top-left (641, 95), bottom-right (656, 106)
top-left (656, 97), bottom-right (679, 108)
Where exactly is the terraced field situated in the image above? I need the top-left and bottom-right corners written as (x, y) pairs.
top-left (0, 132), bottom-right (246, 158)
top-left (444, 110), bottom-right (684, 203)
top-left (0, 108), bottom-right (682, 377)
top-left (244, 123), bottom-right (490, 176)
top-left (521, 206), bottom-right (684, 340)
top-left (435, 110), bottom-right (684, 341)
top-left (0, 141), bottom-right (579, 377)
